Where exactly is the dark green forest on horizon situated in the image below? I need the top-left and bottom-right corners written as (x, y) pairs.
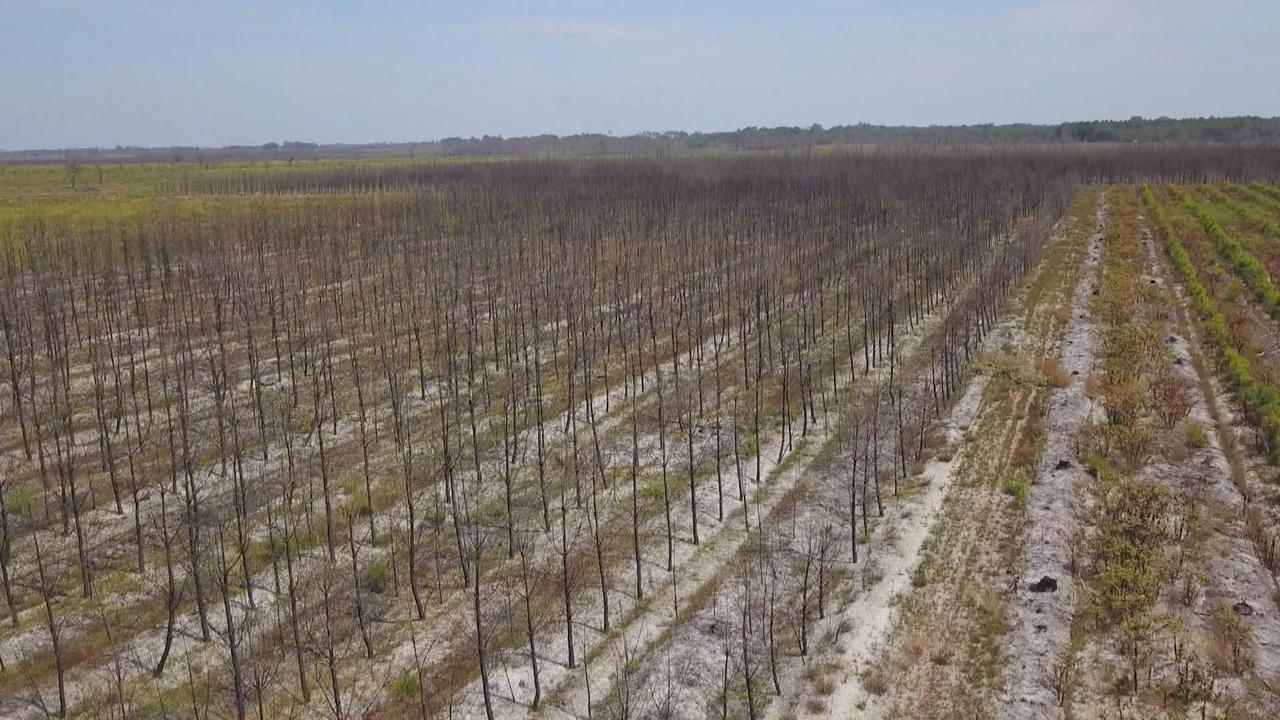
top-left (5, 115), bottom-right (1280, 164)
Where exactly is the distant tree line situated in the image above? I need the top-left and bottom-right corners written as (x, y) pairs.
top-left (6, 115), bottom-right (1280, 164)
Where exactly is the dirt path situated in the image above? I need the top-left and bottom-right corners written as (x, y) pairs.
top-left (999, 195), bottom-right (1105, 719)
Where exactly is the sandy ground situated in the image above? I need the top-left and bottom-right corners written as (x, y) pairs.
top-left (998, 197), bottom-right (1105, 719)
top-left (445, 286), bottom-right (960, 719)
top-left (791, 372), bottom-right (993, 719)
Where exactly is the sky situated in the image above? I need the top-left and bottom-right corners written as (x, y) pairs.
top-left (1, 0), bottom-right (1277, 150)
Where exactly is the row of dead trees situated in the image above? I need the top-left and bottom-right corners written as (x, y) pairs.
top-left (0, 152), bottom-right (1173, 718)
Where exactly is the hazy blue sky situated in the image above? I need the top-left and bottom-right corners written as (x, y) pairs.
top-left (2, 0), bottom-right (1277, 149)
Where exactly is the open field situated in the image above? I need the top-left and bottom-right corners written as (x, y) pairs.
top-left (3, 149), bottom-right (1280, 720)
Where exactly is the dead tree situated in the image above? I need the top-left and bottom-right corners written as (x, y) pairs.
top-left (34, 536), bottom-right (66, 717)
top-left (216, 528), bottom-right (247, 720)
top-left (347, 517), bottom-right (374, 659)
top-left (518, 534), bottom-right (542, 709)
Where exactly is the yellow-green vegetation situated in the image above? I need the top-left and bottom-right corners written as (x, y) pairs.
top-left (1209, 185), bottom-right (1280, 241)
top-left (1078, 457), bottom-right (1180, 693)
top-left (0, 154), bottom-right (489, 202)
top-left (1144, 184), bottom-right (1280, 462)
top-left (0, 153), bottom-right (501, 246)
top-left (1077, 188), bottom-right (1174, 471)
top-left (1174, 185), bottom-right (1280, 322)
top-left (1185, 421), bottom-right (1209, 449)
top-left (0, 161), bottom-right (175, 202)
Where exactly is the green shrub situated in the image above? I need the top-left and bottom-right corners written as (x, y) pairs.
top-left (1113, 422), bottom-right (1157, 469)
top-left (1185, 422), bottom-right (1208, 449)
top-left (911, 563), bottom-right (929, 588)
top-left (2, 482), bottom-right (41, 516)
top-left (392, 668), bottom-right (420, 698)
top-left (362, 559), bottom-right (390, 594)
top-left (1088, 470), bottom-right (1169, 627)
top-left (1001, 470), bottom-right (1029, 507)
top-left (1102, 379), bottom-right (1146, 426)
top-left (354, 493), bottom-right (372, 517)
top-left (1210, 601), bottom-right (1254, 674)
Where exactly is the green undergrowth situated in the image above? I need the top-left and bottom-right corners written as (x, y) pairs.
top-left (1143, 185), bottom-right (1280, 463)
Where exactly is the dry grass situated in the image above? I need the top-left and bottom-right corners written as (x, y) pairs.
top-left (1011, 399), bottom-right (1045, 469)
top-left (898, 628), bottom-right (931, 667)
top-left (1207, 602), bottom-right (1255, 675)
top-left (1084, 371), bottom-right (1106, 399)
top-left (862, 666), bottom-right (889, 696)
top-left (964, 583), bottom-right (1008, 638)
top-left (1052, 304), bottom-right (1073, 325)
top-left (1040, 357), bottom-right (1071, 388)
top-left (1244, 507), bottom-right (1279, 575)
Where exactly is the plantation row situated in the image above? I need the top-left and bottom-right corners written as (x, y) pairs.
top-left (1144, 184), bottom-right (1280, 463)
top-left (1146, 183), bottom-right (1280, 590)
